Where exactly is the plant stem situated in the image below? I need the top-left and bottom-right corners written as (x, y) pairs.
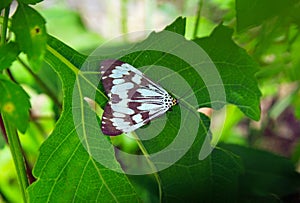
top-left (2, 114), bottom-right (29, 203)
top-left (1, 5), bottom-right (30, 198)
top-left (193, 0), bottom-right (203, 38)
top-left (6, 68), bottom-right (17, 83)
top-left (1, 6), bottom-right (10, 46)
top-left (131, 132), bottom-right (163, 202)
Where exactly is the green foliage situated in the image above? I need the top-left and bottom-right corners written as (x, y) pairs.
top-left (164, 16), bottom-right (186, 35)
top-left (221, 143), bottom-right (300, 200)
top-left (194, 25), bottom-right (261, 120)
top-left (0, 147), bottom-right (23, 202)
top-left (39, 7), bottom-right (103, 51)
top-left (0, 0), bottom-right (12, 10)
top-left (0, 76), bottom-right (30, 133)
top-left (17, 0), bottom-right (43, 4)
top-left (27, 17), bottom-right (258, 202)
top-left (0, 42), bottom-right (20, 70)
top-left (0, 0), bottom-right (299, 202)
top-left (11, 3), bottom-right (47, 71)
top-left (236, 0), bottom-right (300, 32)
top-left (27, 36), bottom-right (140, 202)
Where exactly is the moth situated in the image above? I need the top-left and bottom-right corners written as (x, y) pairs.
top-left (100, 59), bottom-right (178, 136)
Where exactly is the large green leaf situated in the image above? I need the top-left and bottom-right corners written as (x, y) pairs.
top-left (125, 18), bottom-right (254, 202)
top-left (0, 76), bottom-right (30, 133)
top-left (28, 17), bottom-right (261, 202)
top-left (27, 36), bottom-right (140, 202)
top-left (109, 17), bottom-right (260, 202)
top-left (159, 148), bottom-right (242, 202)
top-left (220, 143), bottom-right (300, 201)
top-left (11, 3), bottom-right (47, 71)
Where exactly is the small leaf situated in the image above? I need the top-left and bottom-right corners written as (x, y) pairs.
top-left (17, 0), bottom-right (43, 5)
top-left (11, 3), bottom-right (47, 71)
top-left (194, 24), bottom-right (262, 120)
top-left (0, 0), bottom-right (12, 10)
top-left (0, 76), bottom-right (31, 133)
top-left (0, 42), bottom-right (20, 70)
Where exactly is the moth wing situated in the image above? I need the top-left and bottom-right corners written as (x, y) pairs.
top-left (100, 60), bottom-right (171, 135)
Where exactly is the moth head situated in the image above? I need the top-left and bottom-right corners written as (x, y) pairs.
top-left (172, 98), bottom-right (178, 106)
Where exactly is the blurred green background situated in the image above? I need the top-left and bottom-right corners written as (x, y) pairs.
top-left (1, 0), bottom-right (300, 202)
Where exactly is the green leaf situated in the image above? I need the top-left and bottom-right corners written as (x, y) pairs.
top-left (28, 16), bottom-right (261, 202)
top-left (220, 143), bottom-right (300, 200)
top-left (17, 0), bottom-right (43, 4)
top-left (0, 42), bottom-right (20, 70)
top-left (126, 20), bottom-right (246, 202)
top-left (119, 110), bottom-right (239, 201)
top-left (123, 18), bottom-right (259, 202)
top-left (236, 0), bottom-right (299, 32)
top-left (11, 3), bottom-right (47, 71)
top-left (110, 18), bottom-right (254, 202)
top-left (27, 36), bottom-right (140, 202)
top-left (164, 16), bottom-right (186, 35)
top-left (158, 141), bottom-right (243, 202)
top-left (0, 76), bottom-right (30, 133)
top-left (0, 0), bottom-right (12, 10)
top-left (194, 24), bottom-right (262, 120)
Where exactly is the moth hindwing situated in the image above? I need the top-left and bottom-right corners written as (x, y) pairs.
top-left (100, 59), bottom-right (177, 136)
